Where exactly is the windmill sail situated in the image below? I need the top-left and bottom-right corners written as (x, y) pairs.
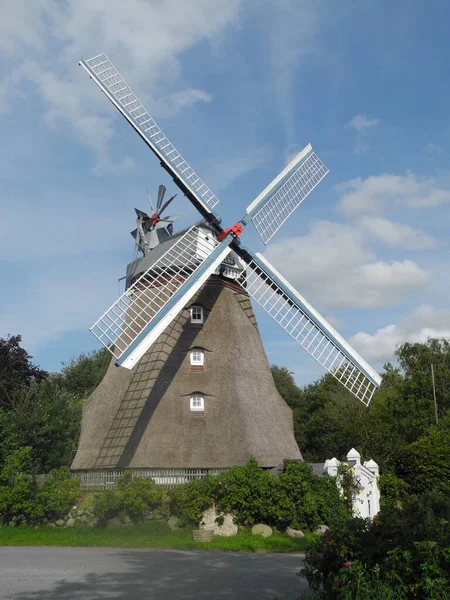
top-left (245, 144), bottom-right (328, 244)
top-left (80, 54), bottom-right (220, 215)
top-left (91, 226), bottom-right (232, 370)
top-left (236, 250), bottom-right (381, 405)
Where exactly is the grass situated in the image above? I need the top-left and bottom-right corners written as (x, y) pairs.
top-left (0, 520), bottom-right (317, 552)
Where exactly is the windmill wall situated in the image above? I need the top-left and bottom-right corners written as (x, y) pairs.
top-left (71, 276), bottom-right (302, 471)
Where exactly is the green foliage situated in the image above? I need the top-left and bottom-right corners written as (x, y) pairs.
top-left (117, 472), bottom-right (162, 521)
top-left (167, 474), bottom-right (217, 525)
top-left (93, 473), bottom-right (163, 523)
top-left (276, 461), bottom-right (350, 530)
top-left (272, 338), bottom-right (450, 480)
top-left (398, 420), bottom-right (450, 496)
top-left (0, 454), bottom-right (78, 525)
top-left (168, 459), bottom-right (349, 530)
top-left (378, 473), bottom-right (410, 509)
top-left (0, 334), bottom-right (47, 410)
top-left (301, 490), bottom-right (450, 599)
top-left (36, 467), bottom-right (80, 519)
top-left (93, 490), bottom-right (121, 522)
top-left (58, 348), bottom-right (110, 399)
top-left (0, 447), bottom-right (35, 482)
top-left (4, 379), bottom-right (83, 472)
top-left (0, 336), bottom-right (109, 475)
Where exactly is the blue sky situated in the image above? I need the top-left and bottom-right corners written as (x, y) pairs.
top-left (1, 0), bottom-right (449, 385)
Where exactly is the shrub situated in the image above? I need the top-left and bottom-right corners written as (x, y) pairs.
top-left (36, 467), bottom-right (80, 519)
top-left (93, 490), bottom-right (121, 522)
top-left (167, 474), bottom-right (217, 525)
top-left (378, 472), bottom-right (410, 509)
top-left (301, 490), bottom-right (450, 599)
top-left (277, 461), bottom-right (350, 530)
top-left (398, 425), bottom-right (450, 496)
top-left (168, 459), bottom-right (349, 530)
top-left (117, 472), bottom-right (162, 521)
top-left (93, 472), bottom-right (163, 523)
top-left (0, 458), bottom-right (80, 525)
top-left (0, 447), bottom-right (41, 524)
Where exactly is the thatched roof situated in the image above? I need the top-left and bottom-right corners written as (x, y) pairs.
top-left (71, 276), bottom-right (302, 470)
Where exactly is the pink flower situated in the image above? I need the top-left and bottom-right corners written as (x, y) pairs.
top-left (344, 561), bottom-right (351, 569)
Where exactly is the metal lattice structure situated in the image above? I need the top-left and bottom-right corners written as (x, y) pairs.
top-left (246, 146), bottom-right (329, 244)
top-left (91, 226), bottom-right (224, 364)
top-left (237, 254), bottom-right (378, 405)
top-left (82, 55), bottom-right (219, 212)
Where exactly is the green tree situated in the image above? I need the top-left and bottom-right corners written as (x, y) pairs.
top-left (397, 412), bottom-right (450, 495)
top-left (6, 379), bottom-right (82, 472)
top-left (58, 347), bottom-right (110, 399)
top-left (0, 335), bottom-right (47, 409)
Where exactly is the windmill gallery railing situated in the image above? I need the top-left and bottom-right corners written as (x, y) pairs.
top-left (37, 469), bottom-right (228, 491)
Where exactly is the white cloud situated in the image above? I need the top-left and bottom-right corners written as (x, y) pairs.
top-left (208, 146), bottom-right (272, 191)
top-left (337, 172), bottom-right (450, 216)
top-left (360, 216), bottom-right (436, 250)
top-left (259, 0), bottom-right (324, 143)
top-left (263, 221), bottom-right (433, 310)
top-left (346, 114), bottom-right (380, 134)
top-left (0, 1), bottom-right (50, 57)
top-left (0, 0), bottom-right (241, 170)
top-left (350, 305), bottom-right (450, 364)
top-left (154, 89), bottom-right (212, 119)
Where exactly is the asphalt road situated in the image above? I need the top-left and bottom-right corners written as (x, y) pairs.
top-left (0, 547), bottom-right (308, 600)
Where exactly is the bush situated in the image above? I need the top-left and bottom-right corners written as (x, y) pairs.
top-left (167, 474), bottom-right (217, 525)
top-left (117, 472), bottom-right (162, 521)
top-left (398, 424), bottom-right (450, 496)
top-left (36, 467), bottom-right (80, 519)
top-left (93, 490), bottom-right (121, 522)
top-left (378, 472), bottom-right (410, 509)
top-left (0, 450), bottom-right (79, 524)
top-left (93, 472), bottom-right (163, 523)
top-left (0, 447), bottom-right (41, 524)
top-left (168, 459), bottom-right (350, 530)
top-left (301, 490), bottom-right (450, 599)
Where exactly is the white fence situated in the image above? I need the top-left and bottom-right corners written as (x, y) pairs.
top-left (58, 468), bottom-right (228, 491)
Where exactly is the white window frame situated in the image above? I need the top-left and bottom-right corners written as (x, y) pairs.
top-left (190, 395), bottom-right (204, 412)
top-left (190, 348), bottom-right (204, 366)
top-left (190, 305), bottom-right (204, 324)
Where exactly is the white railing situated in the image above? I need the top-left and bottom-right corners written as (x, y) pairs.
top-left (36, 469), bottom-right (228, 491)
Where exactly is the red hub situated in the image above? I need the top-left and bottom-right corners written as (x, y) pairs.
top-left (217, 222), bottom-right (244, 242)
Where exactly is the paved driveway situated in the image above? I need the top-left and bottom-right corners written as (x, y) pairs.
top-left (0, 547), bottom-right (308, 599)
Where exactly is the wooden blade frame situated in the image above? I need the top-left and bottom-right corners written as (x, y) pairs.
top-left (235, 249), bottom-right (381, 405)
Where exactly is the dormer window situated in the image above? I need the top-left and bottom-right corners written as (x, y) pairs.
top-left (190, 394), bottom-right (204, 412)
top-left (190, 348), bottom-right (204, 367)
top-left (190, 305), bottom-right (203, 324)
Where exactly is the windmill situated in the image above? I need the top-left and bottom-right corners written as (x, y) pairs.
top-left (71, 54), bottom-right (381, 475)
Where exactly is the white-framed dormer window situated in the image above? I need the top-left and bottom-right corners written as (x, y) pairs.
top-left (190, 394), bottom-right (204, 412)
top-left (190, 305), bottom-right (203, 324)
top-left (190, 348), bottom-right (204, 367)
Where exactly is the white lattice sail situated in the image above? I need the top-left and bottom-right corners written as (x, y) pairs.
top-left (80, 54), bottom-right (219, 213)
top-left (91, 226), bottom-right (231, 369)
top-left (246, 144), bottom-right (328, 244)
top-left (237, 252), bottom-right (381, 405)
